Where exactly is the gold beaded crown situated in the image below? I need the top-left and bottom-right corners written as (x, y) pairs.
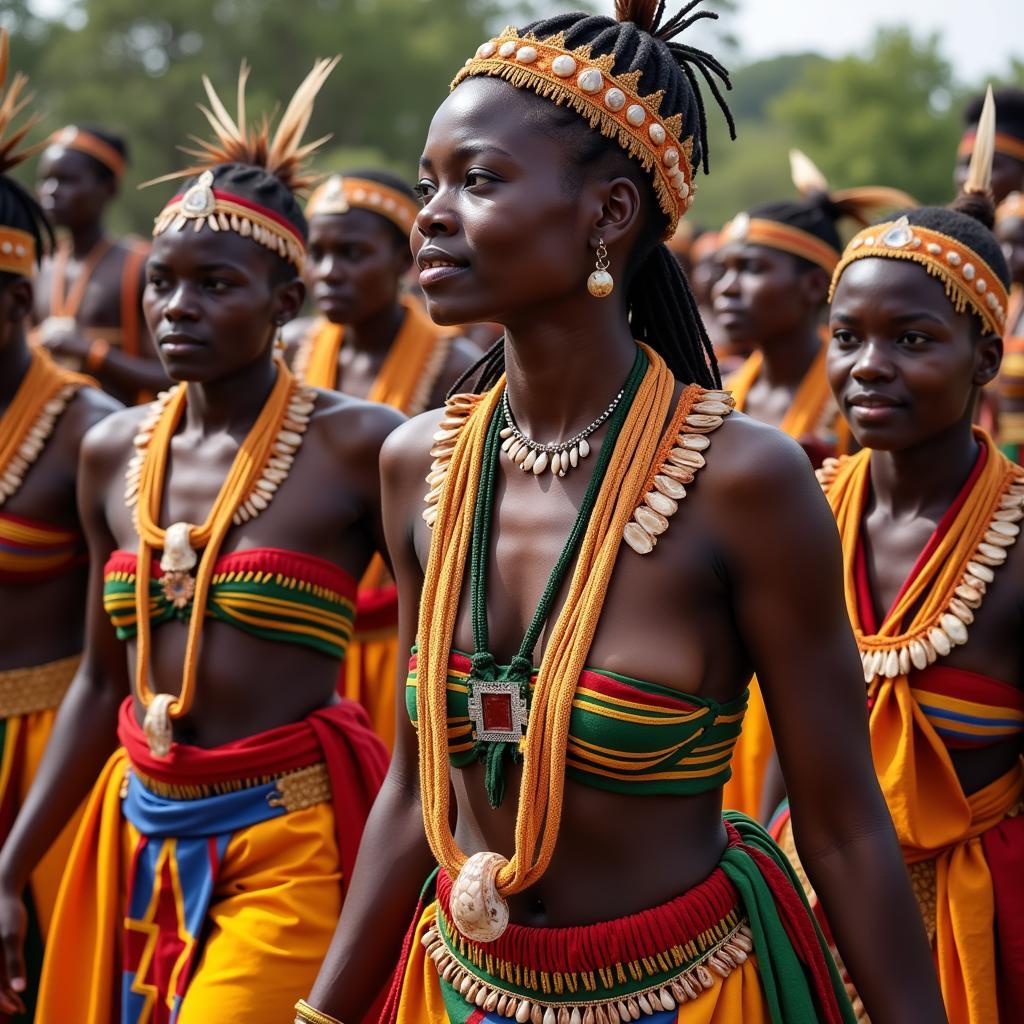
top-left (831, 88), bottom-right (1009, 338)
top-left (453, 27), bottom-right (695, 238)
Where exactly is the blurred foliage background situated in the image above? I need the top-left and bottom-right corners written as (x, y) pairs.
top-left (3, 0), bottom-right (1023, 235)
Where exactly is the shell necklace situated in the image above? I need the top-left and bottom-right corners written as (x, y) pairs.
top-left (500, 382), bottom-right (625, 478)
top-left (0, 347), bottom-right (88, 507)
top-left (125, 358), bottom-right (316, 756)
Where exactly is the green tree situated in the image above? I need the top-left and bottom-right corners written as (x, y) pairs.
top-left (12, 0), bottom-right (552, 233)
top-left (770, 28), bottom-right (962, 206)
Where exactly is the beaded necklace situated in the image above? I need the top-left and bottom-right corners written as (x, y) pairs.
top-left (466, 348), bottom-right (646, 807)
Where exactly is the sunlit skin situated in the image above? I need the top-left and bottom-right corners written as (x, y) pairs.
top-left (308, 75), bottom-right (945, 1024)
top-left (712, 240), bottom-right (829, 429)
top-left (0, 225), bottom-right (402, 1008)
top-left (954, 150), bottom-right (1024, 206)
top-left (33, 144), bottom-right (168, 403)
top-left (827, 257), bottom-right (1021, 798)
top-left (286, 208), bottom-right (477, 404)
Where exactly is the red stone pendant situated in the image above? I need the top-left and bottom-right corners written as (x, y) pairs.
top-left (467, 679), bottom-right (528, 744)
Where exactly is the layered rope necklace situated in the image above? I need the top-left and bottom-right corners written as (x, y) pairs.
top-left (125, 358), bottom-right (316, 756)
top-left (39, 235), bottom-right (114, 343)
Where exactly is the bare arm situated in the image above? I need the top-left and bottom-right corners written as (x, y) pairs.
top-left (306, 416), bottom-right (440, 1019)
top-left (713, 422), bottom-right (946, 1024)
top-left (0, 416), bottom-right (132, 1009)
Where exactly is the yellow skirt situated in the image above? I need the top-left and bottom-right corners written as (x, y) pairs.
top-left (37, 749), bottom-right (342, 1023)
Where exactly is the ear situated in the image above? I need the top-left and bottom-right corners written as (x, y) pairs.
top-left (974, 331), bottom-right (1002, 388)
top-left (797, 266), bottom-right (830, 308)
top-left (1, 278), bottom-right (34, 324)
top-left (271, 276), bottom-right (307, 325)
top-left (587, 176), bottom-right (642, 254)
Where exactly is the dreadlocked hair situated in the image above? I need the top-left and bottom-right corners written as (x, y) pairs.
top-left (0, 29), bottom-right (52, 286)
top-left (448, 0), bottom-right (735, 396)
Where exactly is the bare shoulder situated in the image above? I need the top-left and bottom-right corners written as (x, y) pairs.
top-left (307, 387), bottom-right (405, 462)
top-left (381, 406), bottom-right (447, 486)
top-left (695, 411), bottom-right (837, 542)
top-left (61, 383), bottom-right (122, 441)
top-left (80, 401), bottom-right (150, 476)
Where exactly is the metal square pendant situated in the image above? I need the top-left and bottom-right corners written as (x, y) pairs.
top-left (467, 679), bottom-right (528, 744)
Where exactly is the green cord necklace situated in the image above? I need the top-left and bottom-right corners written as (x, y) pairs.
top-left (466, 347), bottom-right (648, 806)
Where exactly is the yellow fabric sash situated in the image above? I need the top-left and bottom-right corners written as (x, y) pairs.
top-left (826, 435), bottom-right (1023, 1024)
top-left (727, 341), bottom-right (842, 443)
top-left (418, 346), bottom-right (675, 896)
top-left (298, 295), bottom-right (451, 417)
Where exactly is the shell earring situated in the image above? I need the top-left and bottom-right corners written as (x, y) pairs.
top-left (587, 239), bottom-right (614, 298)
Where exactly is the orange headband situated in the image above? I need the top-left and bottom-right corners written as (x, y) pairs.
top-left (453, 27), bottom-right (694, 238)
top-left (49, 126), bottom-right (125, 180)
top-left (996, 191), bottom-right (1024, 225)
top-left (153, 171), bottom-right (307, 270)
top-left (721, 213), bottom-right (839, 274)
top-left (306, 175), bottom-right (418, 236)
top-left (830, 217), bottom-right (1009, 337)
top-left (0, 227), bottom-right (35, 277)
top-left (959, 130), bottom-right (1024, 164)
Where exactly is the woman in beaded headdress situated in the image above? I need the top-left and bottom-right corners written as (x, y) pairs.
top-left (770, 89), bottom-right (1024, 1024)
top-left (0, 57), bottom-right (393, 1021)
top-left (300, 4), bottom-right (944, 1024)
top-left (32, 123), bottom-right (168, 405)
top-left (0, 32), bottom-right (120, 1019)
top-left (714, 155), bottom-right (916, 824)
top-left (288, 168), bottom-right (478, 750)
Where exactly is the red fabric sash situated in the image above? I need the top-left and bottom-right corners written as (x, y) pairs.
top-left (982, 816), bottom-right (1024, 1019)
top-left (354, 584), bottom-right (399, 635)
top-left (117, 697), bottom-right (388, 893)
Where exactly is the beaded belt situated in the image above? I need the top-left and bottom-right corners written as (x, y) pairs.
top-left (0, 654), bottom-right (79, 718)
top-left (424, 869), bottom-right (754, 1023)
top-left (125, 760), bottom-right (332, 813)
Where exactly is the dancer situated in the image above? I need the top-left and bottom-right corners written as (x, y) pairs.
top-left (775, 90), bottom-right (1023, 1023)
top-left (0, 34), bottom-right (119, 1019)
top-left (714, 152), bottom-right (913, 819)
top-left (301, 5), bottom-right (945, 1024)
top-left (0, 59), bottom-right (391, 1022)
top-left (291, 170), bottom-right (477, 746)
top-left (994, 191), bottom-right (1024, 461)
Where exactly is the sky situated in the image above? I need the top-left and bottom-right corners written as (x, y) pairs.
top-left (600, 0), bottom-right (1023, 83)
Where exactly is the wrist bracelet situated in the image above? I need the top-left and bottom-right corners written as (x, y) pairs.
top-left (85, 337), bottom-right (110, 373)
top-left (294, 999), bottom-right (344, 1024)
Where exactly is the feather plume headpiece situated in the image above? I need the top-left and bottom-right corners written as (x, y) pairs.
top-left (0, 30), bottom-right (46, 177)
top-left (722, 149), bottom-right (917, 274)
top-left (150, 57), bottom-right (340, 269)
top-left (0, 30), bottom-right (47, 276)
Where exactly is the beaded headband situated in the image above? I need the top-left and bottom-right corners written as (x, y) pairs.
top-left (959, 130), bottom-right (1024, 164)
top-left (0, 226), bottom-right (34, 276)
top-left (830, 216), bottom-right (1009, 337)
top-left (306, 174), bottom-right (419, 235)
top-left (153, 170), bottom-right (307, 270)
top-left (721, 213), bottom-right (838, 273)
top-left (996, 191), bottom-right (1024, 225)
top-left (453, 27), bottom-right (694, 238)
top-left (49, 126), bottom-right (125, 180)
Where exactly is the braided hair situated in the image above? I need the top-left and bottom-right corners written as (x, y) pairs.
top-left (449, 0), bottom-right (735, 394)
